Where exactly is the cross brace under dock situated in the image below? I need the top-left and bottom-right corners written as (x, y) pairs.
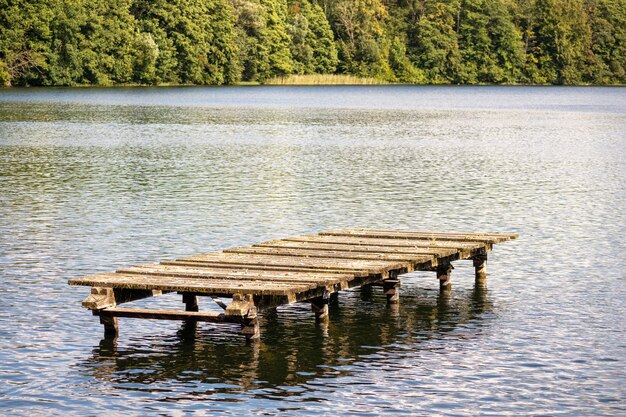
top-left (69, 228), bottom-right (517, 341)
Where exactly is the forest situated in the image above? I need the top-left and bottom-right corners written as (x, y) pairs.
top-left (1, 0), bottom-right (624, 86)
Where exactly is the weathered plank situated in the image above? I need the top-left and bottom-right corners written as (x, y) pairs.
top-left (176, 252), bottom-right (408, 274)
top-left (161, 260), bottom-right (371, 276)
top-left (255, 240), bottom-right (459, 257)
top-left (223, 246), bottom-right (433, 264)
top-left (69, 273), bottom-right (314, 296)
top-left (320, 228), bottom-right (518, 243)
top-left (282, 234), bottom-right (487, 250)
top-left (117, 264), bottom-right (349, 286)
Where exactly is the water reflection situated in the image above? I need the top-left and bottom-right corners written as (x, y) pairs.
top-left (83, 281), bottom-right (492, 398)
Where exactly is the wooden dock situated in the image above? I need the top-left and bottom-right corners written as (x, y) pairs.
top-left (69, 228), bottom-right (517, 341)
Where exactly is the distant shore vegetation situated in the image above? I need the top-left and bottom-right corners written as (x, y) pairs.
top-left (1, 0), bottom-right (624, 87)
top-left (265, 74), bottom-right (387, 84)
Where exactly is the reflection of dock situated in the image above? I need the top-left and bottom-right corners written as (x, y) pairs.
top-left (69, 228), bottom-right (517, 341)
top-left (87, 284), bottom-right (493, 391)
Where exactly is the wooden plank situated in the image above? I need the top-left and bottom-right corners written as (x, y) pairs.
top-left (123, 263), bottom-right (354, 280)
top-left (160, 260), bottom-right (371, 276)
top-left (346, 227), bottom-right (519, 239)
top-left (255, 240), bottom-right (459, 257)
top-left (69, 273), bottom-right (314, 296)
top-left (117, 264), bottom-right (347, 286)
top-left (176, 252), bottom-right (407, 274)
top-left (97, 308), bottom-right (242, 323)
top-left (72, 272), bottom-right (314, 290)
top-left (323, 228), bottom-right (518, 239)
top-left (320, 228), bottom-right (518, 243)
top-left (282, 234), bottom-right (487, 250)
top-left (224, 246), bottom-right (433, 264)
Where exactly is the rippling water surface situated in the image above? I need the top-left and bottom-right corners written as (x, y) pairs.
top-left (0, 86), bottom-right (624, 416)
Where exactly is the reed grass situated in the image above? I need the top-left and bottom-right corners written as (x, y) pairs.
top-left (264, 74), bottom-right (389, 85)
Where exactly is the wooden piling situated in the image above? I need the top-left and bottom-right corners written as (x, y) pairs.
top-left (182, 293), bottom-right (199, 312)
top-left (241, 317), bottom-right (260, 341)
top-left (382, 279), bottom-right (400, 304)
top-left (437, 262), bottom-right (453, 291)
top-left (311, 293), bottom-right (330, 322)
top-left (473, 250), bottom-right (488, 285)
top-left (99, 313), bottom-right (118, 337)
top-left (226, 294), bottom-right (260, 341)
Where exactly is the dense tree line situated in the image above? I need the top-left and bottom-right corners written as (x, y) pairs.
top-left (1, 0), bottom-right (624, 86)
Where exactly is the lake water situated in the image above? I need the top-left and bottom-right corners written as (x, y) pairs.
top-left (0, 86), bottom-right (624, 416)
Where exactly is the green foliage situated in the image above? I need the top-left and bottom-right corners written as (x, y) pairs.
top-left (0, 0), bottom-right (53, 86)
top-left (527, 0), bottom-right (592, 84)
top-left (229, 0), bottom-right (294, 82)
top-left (0, 0), bottom-right (624, 86)
top-left (457, 0), bottom-right (525, 83)
top-left (287, 1), bottom-right (338, 74)
top-left (44, 0), bottom-right (139, 86)
top-left (329, 0), bottom-right (394, 79)
top-left (407, 0), bottom-right (463, 83)
top-left (132, 0), bottom-right (239, 85)
top-left (586, 0), bottom-right (626, 84)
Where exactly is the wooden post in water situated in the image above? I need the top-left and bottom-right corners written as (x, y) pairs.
top-left (473, 249), bottom-right (488, 287)
top-left (241, 316), bottom-right (259, 341)
top-left (311, 292), bottom-right (330, 322)
top-left (226, 294), bottom-right (259, 341)
top-left (182, 293), bottom-right (199, 312)
top-left (437, 262), bottom-right (453, 291)
top-left (99, 314), bottom-right (118, 337)
top-left (383, 277), bottom-right (400, 304)
top-left (360, 284), bottom-right (373, 301)
top-left (329, 291), bottom-right (339, 308)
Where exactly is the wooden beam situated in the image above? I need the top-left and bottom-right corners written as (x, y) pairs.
top-left (80, 287), bottom-right (164, 310)
top-left (95, 308), bottom-right (242, 323)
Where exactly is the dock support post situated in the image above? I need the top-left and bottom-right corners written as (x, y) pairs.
top-left (241, 317), bottom-right (260, 341)
top-left (437, 262), bottom-right (453, 291)
top-left (360, 284), bottom-right (373, 301)
top-left (182, 293), bottom-right (199, 312)
top-left (226, 294), bottom-right (259, 342)
top-left (329, 291), bottom-right (339, 309)
top-left (311, 292), bottom-right (330, 322)
top-left (99, 314), bottom-right (118, 337)
top-left (383, 275), bottom-right (401, 304)
top-left (473, 250), bottom-right (488, 286)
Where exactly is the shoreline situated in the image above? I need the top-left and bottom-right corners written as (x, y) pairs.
top-left (1, 83), bottom-right (624, 89)
top-left (3, 73), bottom-right (625, 89)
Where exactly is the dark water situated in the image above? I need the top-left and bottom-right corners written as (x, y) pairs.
top-left (0, 86), bottom-right (624, 416)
